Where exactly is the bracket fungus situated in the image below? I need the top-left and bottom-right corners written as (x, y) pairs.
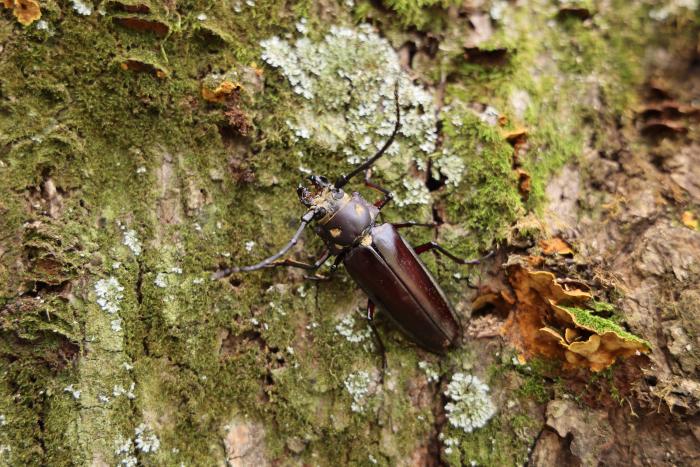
top-left (490, 264), bottom-right (651, 371)
top-left (2, 0), bottom-right (41, 26)
top-left (119, 53), bottom-right (168, 79)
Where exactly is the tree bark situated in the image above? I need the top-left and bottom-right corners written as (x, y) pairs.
top-left (1, 1), bottom-right (699, 466)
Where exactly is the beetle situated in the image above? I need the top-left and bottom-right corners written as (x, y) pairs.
top-left (215, 84), bottom-right (488, 355)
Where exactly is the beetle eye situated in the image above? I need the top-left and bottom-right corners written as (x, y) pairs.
top-left (314, 207), bottom-right (327, 220)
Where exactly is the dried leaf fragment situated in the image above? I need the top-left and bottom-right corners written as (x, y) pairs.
top-left (201, 67), bottom-right (263, 104)
top-left (3, 0), bottom-right (41, 26)
top-left (681, 211), bottom-right (698, 230)
top-left (539, 238), bottom-right (574, 256)
top-left (202, 81), bottom-right (242, 103)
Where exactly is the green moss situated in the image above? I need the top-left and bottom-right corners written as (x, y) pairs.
top-left (0, 0), bottom-right (680, 464)
top-left (512, 357), bottom-right (559, 404)
top-left (444, 411), bottom-right (537, 467)
top-left (355, 0), bottom-right (460, 31)
top-left (560, 305), bottom-right (651, 349)
top-left (439, 110), bottom-right (522, 255)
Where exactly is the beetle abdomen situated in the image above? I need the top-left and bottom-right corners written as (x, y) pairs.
top-left (343, 224), bottom-right (461, 353)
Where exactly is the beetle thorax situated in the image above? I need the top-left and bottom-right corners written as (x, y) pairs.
top-left (314, 191), bottom-right (379, 254)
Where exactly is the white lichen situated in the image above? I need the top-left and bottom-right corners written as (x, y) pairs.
top-left (70, 0), bottom-right (93, 16)
top-left (95, 277), bottom-right (124, 314)
top-left (114, 437), bottom-right (137, 467)
top-left (122, 229), bottom-right (142, 256)
top-left (0, 414), bottom-right (6, 426)
top-left (113, 382), bottom-right (136, 399)
top-left (295, 17), bottom-right (308, 34)
top-left (111, 318), bottom-right (123, 332)
top-left (432, 151), bottom-right (466, 187)
top-left (477, 105), bottom-right (500, 126)
top-left (394, 177), bottom-right (431, 207)
top-left (63, 384), bottom-right (81, 400)
top-left (134, 423), bottom-right (160, 453)
top-left (649, 0), bottom-right (698, 20)
top-left (344, 370), bottom-right (373, 413)
top-left (442, 436), bottom-right (459, 455)
top-left (444, 373), bottom-right (496, 433)
top-left (418, 361), bottom-right (440, 383)
top-left (154, 273), bottom-right (168, 288)
top-left (335, 315), bottom-right (371, 344)
top-left (259, 24), bottom-right (440, 203)
top-left (244, 240), bottom-right (256, 252)
top-left (490, 0), bottom-right (509, 21)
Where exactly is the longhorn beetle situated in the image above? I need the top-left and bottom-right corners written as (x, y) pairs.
top-left (215, 83), bottom-right (489, 356)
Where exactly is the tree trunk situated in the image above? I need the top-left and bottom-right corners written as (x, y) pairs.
top-left (1, 1), bottom-right (699, 465)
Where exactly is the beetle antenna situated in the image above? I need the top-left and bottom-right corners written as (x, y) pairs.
top-left (334, 80), bottom-right (401, 189)
top-left (212, 210), bottom-right (315, 279)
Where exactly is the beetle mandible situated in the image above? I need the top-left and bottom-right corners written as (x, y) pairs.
top-left (215, 83), bottom-right (488, 355)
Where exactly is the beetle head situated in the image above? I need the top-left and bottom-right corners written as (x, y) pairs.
top-left (297, 175), bottom-right (346, 221)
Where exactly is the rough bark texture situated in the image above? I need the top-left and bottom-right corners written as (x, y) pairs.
top-left (1, 1), bottom-right (699, 466)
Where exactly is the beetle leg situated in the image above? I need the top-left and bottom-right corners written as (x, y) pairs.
top-left (414, 242), bottom-right (493, 265)
top-left (366, 299), bottom-right (388, 376)
top-left (303, 251), bottom-right (344, 281)
top-left (367, 299), bottom-right (376, 320)
top-left (392, 221), bottom-right (438, 229)
top-left (270, 249), bottom-right (331, 270)
top-left (364, 168), bottom-right (394, 210)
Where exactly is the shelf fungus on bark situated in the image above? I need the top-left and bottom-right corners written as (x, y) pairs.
top-left (496, 264), bottom-right (650, 372)
top-left (540, 302), bottom-right (651, 372)
top-left (2, 0), bottom-right (41, 26)
top-left (119, 53), bottom-right (168, 79)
